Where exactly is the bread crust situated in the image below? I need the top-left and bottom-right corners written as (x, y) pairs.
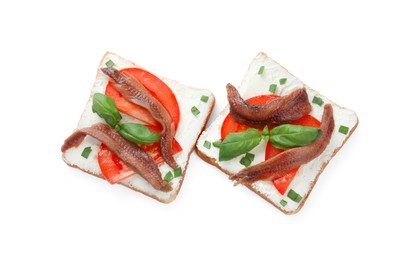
top-left (62, 52), bottom-right (216, 203)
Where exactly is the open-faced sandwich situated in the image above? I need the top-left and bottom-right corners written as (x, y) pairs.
top-left (196, 53), bottom-right (358, 214)
top-left (62, 52), bottom-right (215, 203)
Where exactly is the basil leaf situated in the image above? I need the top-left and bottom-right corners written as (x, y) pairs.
top-left (117, 123), bottom-right (160, 144)
top-left (92, 93), bottom-right (122, 127)
top-left (269, 124), bottom-right (322, 150)
top-left (218, 129), bottom-right (262, 161)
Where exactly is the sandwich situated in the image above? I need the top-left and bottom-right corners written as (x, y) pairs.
top-left (196, 53), bottom-right (358, 214)
top-left (62, 52), bottom-right (215, 203)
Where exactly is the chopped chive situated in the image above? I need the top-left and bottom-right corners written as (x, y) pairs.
top-left (279, 78), bottom-right (287, 85)
top-left (287, 189), bottom-right (297, 200)
top-left (200, 95), bottom-right (209, 103)
top-left (287, 189), bottom-right (302, 203)
top-left (203, 140), bottom-right (211, 149)
top-left (312, 96), bottom-right (324, 106)
top-left (240, 153), bottom-right (255, 167)
top-left (240, 157), bottom-right (251, 167)
top-left (105, 59), bottom-right (115, 68)
top-left (280, 199), bottom-right (288, 207)
top-left (339, 125), bottom-right (349, 135)
top-left (269, 84), bottom-right (277, 93)
top-left (245, 153), bottom-right (255, 163)
top-left (174, 167), bottom-right (182, 178)
top-left (164, 171), bottom-right (174, 182)
top-left (212, 141), bottom-right (222, 148)
top-left (81, 147), bottom-right (92, 159)
top-left (258, 66), bottom-right (265, 74)
top-left (191, 106), bottom-right (200, 116)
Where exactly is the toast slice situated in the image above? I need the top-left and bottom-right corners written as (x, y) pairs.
top-left (196, 53), bottom-right (358, 214)
top-left (62, 52), bottom-right (215, 203)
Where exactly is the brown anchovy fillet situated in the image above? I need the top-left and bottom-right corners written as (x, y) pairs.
top-left (62, 123), bottom-right (172, 192)
top-left (226, 84), bottom-right (312, 127)
top-left (230, 104), bottom-right (334, 185)
top-left (101, 67), bottom-right (178, 169)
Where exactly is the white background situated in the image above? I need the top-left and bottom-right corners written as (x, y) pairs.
top-left (1, 0), bottom-right (416, 259)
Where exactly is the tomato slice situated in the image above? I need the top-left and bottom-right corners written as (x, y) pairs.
top-left (121, 68), bottom-right (180, 130)
top-left (265, 140), bottom-right (299, 195)
top-left (98, 144), bottom-right (135, 184)
top-left (221, 94), bottom-right (280, 140)
top-left (272, 167), bottom-right (299, 195)
top-left (98, 67), bottom-right (182, 184)
top-left (141, 139), bottom-right (183, 165)
top-left (98, 139), bottom-right (183, 185)
top-left (266, 114), bottom-right (321, 194)
top-left (220, 94), bottom-right (321, 195)
top-left (105, 67), bottom-right (180, 131)
top-left (105, 82), bottom-right (163, 131)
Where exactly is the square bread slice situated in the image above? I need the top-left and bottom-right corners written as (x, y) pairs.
top-left (196, 53), bottom-right (358, 214)
top-left (62, 52), bottom-right (215, 203)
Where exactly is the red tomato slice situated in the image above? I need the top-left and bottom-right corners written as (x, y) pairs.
top-left (266, 114), bottom-right (321, 194)
top-left (98, 67), bottom-right (182, 184)
top-left (264, 114), bottom-right (320, 161)
top-left (141, 139), bottom-right (183, 165)
top-left (220, 94), bottom-right (321, 195)
top-left (98, 140), bottom-right (183, 184)
top-left (265, 140), bottom-right (299, 195)
top-left (98, 144), bottom-right (135, 184)
top-left (121, 68), bottom-right (180, 130)
top-left (105, 82), bottom-right (163, 131)
top-left (272, 167), bottom-right (299, 195)
top-left (220, 94), bottom-right (280, 140)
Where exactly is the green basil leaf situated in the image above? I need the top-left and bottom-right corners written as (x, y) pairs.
top-left (92, 93), bottom-right (122, 127)
top-left (269, 124), bottom-right (322, 150)
top-left (117, 123), bottom-right (160, 144)
top-left (218, 129), bottom-right (262, 161)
